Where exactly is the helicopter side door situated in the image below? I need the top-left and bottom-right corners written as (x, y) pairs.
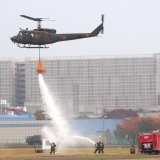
top-left (24, 32), bottom-right (33, 44)
top-left (31, 32), bottom-right (43, 45)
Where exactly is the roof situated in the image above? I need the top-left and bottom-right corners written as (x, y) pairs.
top-left (0, 113), bottom-right (36, 121)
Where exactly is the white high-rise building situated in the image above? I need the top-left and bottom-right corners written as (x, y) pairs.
top-left (0, 54), bottom-right (160, 115)
top-left (23, 54), bottom-right (159, 114)
top-left (0, 58), bottom-right (15, 106)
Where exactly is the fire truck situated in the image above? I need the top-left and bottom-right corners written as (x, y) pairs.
top-left (138, 130), bottom-right (160, 154)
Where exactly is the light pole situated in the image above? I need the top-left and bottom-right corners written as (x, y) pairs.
top-left (103, 116), bottom-right (107, 143)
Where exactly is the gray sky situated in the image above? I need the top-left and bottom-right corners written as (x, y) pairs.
top-left (1, 0), bottom-right (160, 58)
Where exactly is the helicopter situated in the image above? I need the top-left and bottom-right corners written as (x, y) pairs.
top-left (10, 14), bottom-right (104, 49)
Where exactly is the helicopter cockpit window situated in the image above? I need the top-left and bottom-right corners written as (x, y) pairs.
top-left (31, 33), bottom-right (34, 37)
top-left (18, 32), bottom-right (23, 36)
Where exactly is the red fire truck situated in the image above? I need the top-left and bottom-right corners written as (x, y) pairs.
top-left (138, 130), bottom-right (160, 154)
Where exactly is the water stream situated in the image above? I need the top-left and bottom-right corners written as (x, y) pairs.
top-left (38, 74), bottom-right (95, 151)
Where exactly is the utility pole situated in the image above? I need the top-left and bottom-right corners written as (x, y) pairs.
top-left (72, 83), bottom-right (79, 115)
top-left (103, 116), bottom-right (107, 143)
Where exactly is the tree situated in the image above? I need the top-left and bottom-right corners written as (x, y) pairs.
top-left (104, 129), bottom-right (113, 144)
top-left (114, 117), bottom-right (139, 144)
top-left (114, 127), bottom-right (125, 144)
top-left (34, 109), bottom-right (47, 120)
top-left (114, 116), bottom-right (160, 144)
top-left (137, 117), bottom-right (157, 133)
top-left (75, 115), bottom-right (90, 119)
top-left (152, 116), bottom-right (160, 129)
top-left (102, 109), bottom-right (139, 119)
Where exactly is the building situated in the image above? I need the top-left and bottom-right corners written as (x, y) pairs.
top-left (23, 54), bottom-right (159, 115)
top-left (0, 54), bottom-right (160, 115)
top-left (0, 58), bottom-right (15, 106)
top-left (15, 60), bottom-right (25, 106)
top-left (0, 119), bottom-right (120, 144)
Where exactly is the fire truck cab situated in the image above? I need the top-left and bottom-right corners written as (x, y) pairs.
top-left (138, 130), bottom-right (160, 154)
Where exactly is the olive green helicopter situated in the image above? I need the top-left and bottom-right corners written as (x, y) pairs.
top-left (10, 14), bottom-right (104, 49)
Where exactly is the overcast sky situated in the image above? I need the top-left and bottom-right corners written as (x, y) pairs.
top-left (1, 0), bottom-right (160, 59)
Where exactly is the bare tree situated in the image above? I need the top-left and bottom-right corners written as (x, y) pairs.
top-left (34, 110), bottom-right (47, 120)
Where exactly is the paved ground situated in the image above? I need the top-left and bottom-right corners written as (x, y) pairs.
top-left (1, 154), bottom-right (160, 160)
top-left (0, 143), bottom-right (135, 148)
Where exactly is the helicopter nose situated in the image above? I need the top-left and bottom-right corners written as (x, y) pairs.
top-left (10, 36), bottom-right (17, 42)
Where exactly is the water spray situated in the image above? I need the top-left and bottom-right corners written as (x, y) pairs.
top-left (38, 72), bottom-right (96, 152)
top-left (38, 74), bottom-right (70, 143)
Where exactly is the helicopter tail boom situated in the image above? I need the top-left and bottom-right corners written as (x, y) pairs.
top-left (91, 23), bottom-right (103, 36)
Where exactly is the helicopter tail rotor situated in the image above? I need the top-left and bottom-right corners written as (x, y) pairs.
top-left (91, 14), bottom-right (105, 36)
top-left (101, 14), bottom-right (104, 34)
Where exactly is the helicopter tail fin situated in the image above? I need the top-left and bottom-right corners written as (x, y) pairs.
top-left (91, 23), bottom-right (103, 36)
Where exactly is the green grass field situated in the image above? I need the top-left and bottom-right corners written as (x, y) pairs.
top-left (0, 147), bottom-right (160, 159)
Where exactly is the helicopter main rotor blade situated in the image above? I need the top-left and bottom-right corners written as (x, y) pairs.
top-left (20, 15), bottom-right (38, 21)
top-left (20, 15), bottom-right (49, 21)
top-left (42, 20), bottom-right (56, 22)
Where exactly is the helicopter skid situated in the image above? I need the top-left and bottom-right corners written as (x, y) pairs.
top-left (17, 44), bottom-right (49, 48)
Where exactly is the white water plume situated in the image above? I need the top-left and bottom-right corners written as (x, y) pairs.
top-left (38, 74), bottom-right (70, 142)
top-left (59, 136), bottom-right (95, 146)
top-left (57, 136), bottom-right (95, 152)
